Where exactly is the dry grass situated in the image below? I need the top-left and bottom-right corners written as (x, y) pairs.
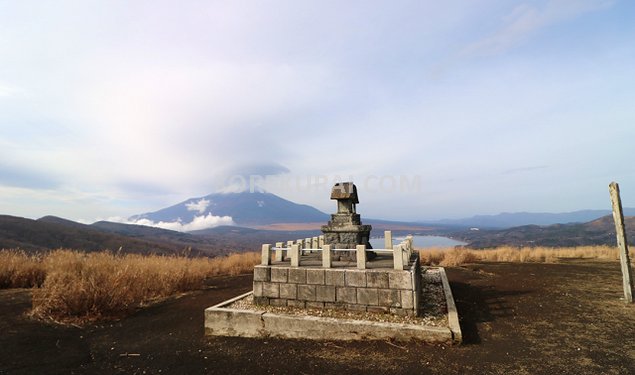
top-left (0, 250), bottom-right (47, 288)
top-left (0, 249), bottom-right (259, 324)
top-left (419, 245), bottom-right (634, 267)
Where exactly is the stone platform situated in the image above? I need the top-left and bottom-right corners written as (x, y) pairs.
top-left (253, 253), bottom-right (421, 316)
top-left (204, 267), bottom-right (462, 344)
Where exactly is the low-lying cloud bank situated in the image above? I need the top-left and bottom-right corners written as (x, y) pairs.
top-left (109, 213), bottom-right (234, 232)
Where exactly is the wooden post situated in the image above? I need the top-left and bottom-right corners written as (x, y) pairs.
top-left (356, 245), bottom-right (366, 269)
top-left (384, 230), bottom-right (392, 250)
top-left (609, 182), bottom-right (634, 303)
top-left (290, 244), bottom-right (300, 267)
top-left (261, 244), bottom-right (272, 266)
top-left (322, 244), bottom-right (332, 268)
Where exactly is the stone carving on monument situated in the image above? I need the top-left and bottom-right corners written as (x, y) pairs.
top-left (321, 182), bottom-right (375, 260)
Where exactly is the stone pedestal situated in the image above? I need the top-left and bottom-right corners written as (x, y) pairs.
top-left (321, 182), bottom-right (373, 260)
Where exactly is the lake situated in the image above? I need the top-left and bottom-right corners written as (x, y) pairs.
top-left (369, 235), bottom-right (466, 249)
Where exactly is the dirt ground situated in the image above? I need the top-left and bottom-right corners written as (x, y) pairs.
top-left (2, 259), bottom-right (635, 374)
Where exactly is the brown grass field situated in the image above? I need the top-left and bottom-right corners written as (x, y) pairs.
top-left (0, 249), bottom-right (259, 324)
top-left (1, 246), bottom-right (635, 374)
top-left (419, 245), bottom-right (634, 267)
top-left (1, 245), bottom-right (633, 325)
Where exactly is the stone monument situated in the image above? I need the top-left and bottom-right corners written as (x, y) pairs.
top-left (321, 182), bottom-right (374, 259)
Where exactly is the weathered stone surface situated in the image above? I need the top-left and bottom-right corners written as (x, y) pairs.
top-left (389, 271), bottom-right (413, 290)
top-left (378, 289), bottom-right (400, 307)
top-left (253, 282), bottom-right (264, 297)
top-left (298, 285), bottom-right (316, 301)
top-left (269, 298), bottom-right (287, 307)
top-left (346, 270), bottom-right (366, 287)
top-left (316, 285), bottom-right (336, 302)
top-left (401, 290), bottom-right (414, 309)
top-left (206, 302), bottom-right (455, 344)
top-left (367, 306), bottom-right (390, 313)
top-left (390, 307), bottom-right (409, 316)
top-left (306, 301), bottom-right (325, 309)
top-left (367, 271), bottom-right (389, 288)
top-left (262, 282), bottom-right (279, 298)
top-left (205, 308), bottom-right (265, 338)
top-left (321, 183), bottom-right (373, 252)
top-left (253, 296), bottom-right (269, 305)
top-left (345, 304), bottom-right (367, 312)
top-left (306, 269), bottom-right (325, 285)
top-left (325, 269), bottom-right (346, 286)
top-left (253, 266), bottom-right (270, 282)
top-left (324, 302), bottom-right (344, 310)
top-left (271, 267), bottom-right (288, 283)
top-left (288, 268), bottom-right (307, 284)
top-left (279, 283), bottom-right (297, 299)
top-left (287, 300), bottom-right (305, 308)
top-left (337, 287), bottom-right (357, 304)
top-left (357, 288), bottom-right (379, 306)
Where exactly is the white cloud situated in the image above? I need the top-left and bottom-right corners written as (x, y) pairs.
top-left (185, 198), bottom-right (210, 214)
top-left (109, 213), bottom-right (234, 232)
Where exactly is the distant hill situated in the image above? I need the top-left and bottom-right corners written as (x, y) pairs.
top-left (0, 215), bottom-right (203, 255)
top-left (130, 191), bottom-right (329, 226)
top-left (432, 209), bottom-right (635, 229)
top-left (0, 215), bottom-right (325, 255)
top-left (454, 215), bottom-right (635, 248)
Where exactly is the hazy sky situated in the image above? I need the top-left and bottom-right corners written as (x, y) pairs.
top-left (1, 0), bottom-right (634, 224)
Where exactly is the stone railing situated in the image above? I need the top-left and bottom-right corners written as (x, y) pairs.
top-left (260, 231), bottom-right (414, 271)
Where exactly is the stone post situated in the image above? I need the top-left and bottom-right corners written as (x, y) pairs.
top-left (290, 244), bottom-right (300, 267)
top-left (274, 242), bottom-right (284, 262)
top-left (393, 245), bottom-right (403, 270)
top-left (322, 244), bottom-right (332, 268)
top-left (356, 245), bottom-right (366, 270)
top-left (305, 237), bottom-right (313, 253)
top-left (287, 240), bottom-right (294, 259)
top-left (384, 230), bottom-right (392, 250)
top-left (402, 243), bottom-right (410, 267)
top-left (318, 235), bottom-right (325, 248)
top-left (297, 239), bottom-right (305, 255)
top-left (609, 182), bottom-right (634, 303)
top-left (261, 244), bottom-right (272, 266)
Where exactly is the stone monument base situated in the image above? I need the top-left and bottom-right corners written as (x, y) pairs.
top-left (252, 253), bottom-right (419, 315)
top-left (204, 267), bottom-right (462, 344)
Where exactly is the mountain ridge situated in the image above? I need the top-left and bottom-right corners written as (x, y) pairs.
top-left (130, 191), bottom-right (329, 226)
top-left (429, 209), bottom-right (635, 229)
top-left (454, 215), bottom-right (635, 248)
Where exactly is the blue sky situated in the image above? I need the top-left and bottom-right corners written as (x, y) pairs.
top-left (1, 0), bottom-right (634, 225)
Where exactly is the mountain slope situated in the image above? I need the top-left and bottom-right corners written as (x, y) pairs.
top-left (455, 215), bottom-right (635, 248)
top-left (0, 215), bottom-right (199, 255)
top-left (433, 209), bottom-right (635, 229)
top-left (130, 191), bottom-right (329, 226)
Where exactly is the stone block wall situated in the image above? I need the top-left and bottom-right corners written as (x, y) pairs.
top-left (253, 254), bottom-right (421, 316)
